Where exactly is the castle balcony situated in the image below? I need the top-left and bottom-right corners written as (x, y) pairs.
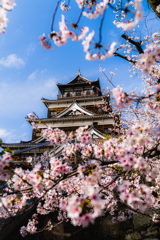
top-left (57, 91), bottom-right (99, 99)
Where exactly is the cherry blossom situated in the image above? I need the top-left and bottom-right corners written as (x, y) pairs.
top-left (0, 0), bottom-right (16, 33)
top-left (0, 7), bottom-right (8, 33)
top-left (39, 34), bottom-right (53, 50)
top-left (82, 0), bottom-right (109, 19)
top-left (27, 113), bottom-right (37, 119)
top-left (49, 15), bottom-right (89, 48)
top-left (31, 122), bottom-right (39, 129)
top-left (1, 0), bottom-right (16, 11)
top-left (1, 0), bottom-right (160, 237)
top-left (60, 1), bottom-right (71, 12)
top-left (112, 85), bottom-right (133, 108)
top-left (156, 4), bottom-right (160, 13)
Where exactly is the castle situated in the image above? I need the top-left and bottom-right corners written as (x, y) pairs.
top-left (1, 71), bottom-right (115, 161)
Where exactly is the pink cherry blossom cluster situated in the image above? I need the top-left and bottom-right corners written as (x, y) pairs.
top-left (156, 4), bottom-right (160, 13)
top-left (60, 1), bottom-right (71, 11)
top-left (20, 214), bottom-right (38, 236)
top-left (0, 0), bottom-right (16, 33)
top-left (0, 117), bottom-right (158, 236)
top-left (116, 0), bottom-right (142, 31)
top-left (37, 0), bottom-right (146, 60)
top-left (27, 113), bottom-right (37, 119)
top-left (42, 126), bottom-right (67, 145)
top-left (33, 151), bottom-right (50, 169)
top-left (26, 156), bottom-right (32, 163)
top-left (82, 0), bottom-right (109, 19)
top-left (0, 7), bottom-right (8, 33)
top-left (75, 126), bottom-right (92, 146)
top-left (11, 168), bottom-right (27, 191)
top-left (92, 144), bottom-right (102, 159)
top-left (104, 138), bottom-right (116, 158)
top-left (112, 85), bottom-right (133, 108)
top-left (50, 157), bottom-right (72, 177)
top-left (67, 131), bottom-right (73, 142)
top-left (147, 101), bottom-right (160, 113)
top-left (137, 43), bottom-right (160, 74)
top-left (81, 145), bottom-right (92, 158)
top-left (50, 15), bottom-right (89, 47)
top-left (65, 186), bottom-right (104, 227)
top-left (39, 34), bottom-right (53, 50)
top-left (27, 164), bottom-right (43, 192)
top-left (0, 194), bottom-right (17, 218)
top-left (149, 65), bottom-right (160, 80)
top-left (76, 0), bottom-right (117, 20)
top-left (62, 143), bottom-right (75, 158)
top-left (82, 33), bottom-right (117, 60)
top-left (3, 59), bottom-right (160, 235)
top-left (31, 122), bottom-right (39, 129)
top-left (152, 31), bottom-right (160, 44)
top-left (0, 152), bottom-right (11, 180)
top-left (11, 164), bottom-right (43, 193)
top-left (0, 0), bottom-right (15, 10)
top-left (119, 181), bottom-right (153, 212)
top-left (1, 0), bottom-right (160, 235)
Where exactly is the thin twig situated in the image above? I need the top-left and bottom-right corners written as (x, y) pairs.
top-left (74, 2), bottom-right (84, 26)
top-left (51, 0), bottom-right (61, 32)
top-left (114, 52), bottom-right (136, 64)
top-left (98, 9), bottom-right (106, 44)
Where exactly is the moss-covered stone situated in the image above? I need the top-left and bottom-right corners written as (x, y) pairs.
top-left (133, 214), bottom-right (151, 230)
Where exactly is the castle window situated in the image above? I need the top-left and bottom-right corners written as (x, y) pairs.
top-left (67, 92), bottom-right (70, 97)
top-left (76, 91), bottom-right (81, 96)
top-left (51, 111), bottom-right (57, 116)
top-left (36, 133), bottom-right (42, 137)
top-left (86, 90), bottom-right (90, 95)
top-left (104, 128), bottom-right (110, 134)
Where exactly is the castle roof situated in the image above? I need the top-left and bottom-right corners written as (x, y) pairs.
top-left (55, 100), bottom-right (96, 118)
top-left (57, 70), bottom-right (100, 87)
top-left (41, 95), bottom-right (109, 107)
top-left (26, 113), bottom-right (112, 124)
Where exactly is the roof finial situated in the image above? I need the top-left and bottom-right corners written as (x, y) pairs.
top-left (78, 69), bottom-right (81, 75)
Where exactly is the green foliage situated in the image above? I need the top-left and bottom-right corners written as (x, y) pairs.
top-left (0, 147), bottom-right (12, 156)
top-left (103, 134), bottom-right (112, 140)
top-left (147, 0), bottom-right (160, 18)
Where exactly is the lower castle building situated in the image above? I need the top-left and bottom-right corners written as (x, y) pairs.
top-left (1, 71), bottom-right (115, 161)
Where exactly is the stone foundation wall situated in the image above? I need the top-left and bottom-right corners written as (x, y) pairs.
top-left (1, 209), bottom-right (160, 240)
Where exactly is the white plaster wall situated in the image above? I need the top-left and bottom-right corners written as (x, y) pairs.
top-left (47, 99), bottom-right (104, 109)
top-left (38, 118), bottom-right (114, 128)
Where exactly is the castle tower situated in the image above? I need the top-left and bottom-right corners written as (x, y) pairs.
top-left (1, 71), bottom-right (115, 160)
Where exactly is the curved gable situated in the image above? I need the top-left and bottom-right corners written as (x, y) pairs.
top-left (55, 101), bottom-right (96, 118)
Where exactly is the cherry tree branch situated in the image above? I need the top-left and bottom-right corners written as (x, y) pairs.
top-left (51, 0), bottom-right (61, 32)
top-left (114, 52), bottom-right (136, 63)
top-left (98, 9), bottom-right (106, 44)
top-left (121, 34), bottom-right (144, 54)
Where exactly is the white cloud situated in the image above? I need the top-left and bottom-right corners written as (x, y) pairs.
top-left (0, 54), bottom-right (25, 68)
top-left (0, 128), bottom-right (30, 144)
top-left (0, 129), bottom-right (17, 143)
top-left (0, 75), bottom-right (58, 143)
top-left (40, 69), bottom-right (47, 74)
top-left (0, 129), bottom-right (11, 139)
top-left (0, 77), bottom-right (57, 117)
top-left (45, 78), bottom-right (56, 88)
top-left (27, 43), bottom-right (36, 55)
top-left (28, 70), bottom-right (38, 80)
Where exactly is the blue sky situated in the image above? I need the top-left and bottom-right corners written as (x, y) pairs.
top-left (0, 0), bottom-right (159, 145)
